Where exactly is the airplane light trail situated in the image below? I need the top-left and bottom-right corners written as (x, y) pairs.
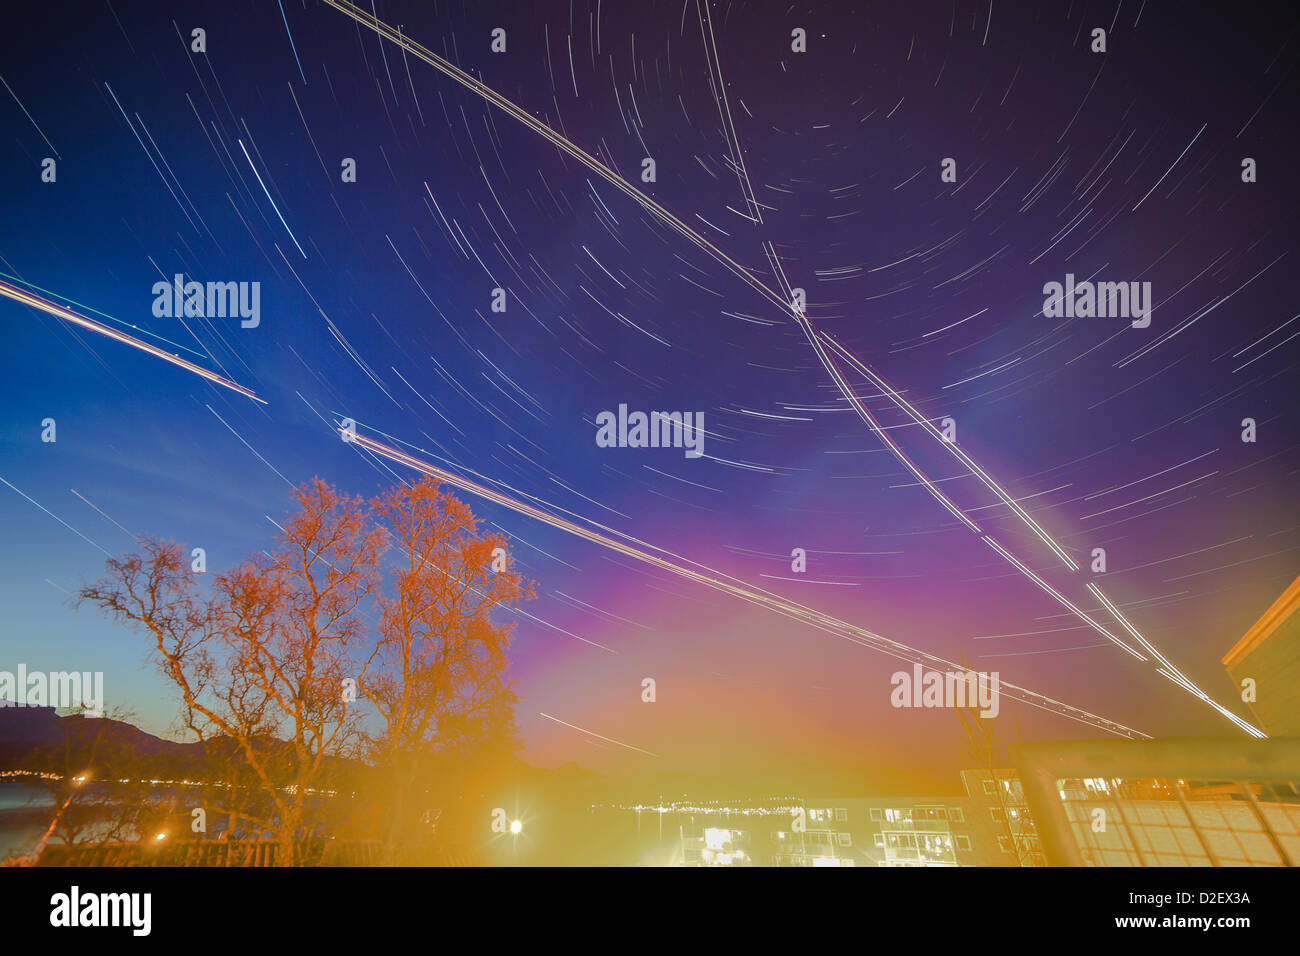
top-left (0, 278), bottom-right (265, 403)
top-left (983, 536), bottom-right (1146, 661)
top-left (538, 712), bottom-right (659, 757)
top-left (821, 332), bottom-right (1080, 570)
top-left (1086, 583), bottom-right (1265, 738)
top-left (825, 332), bottom-right (1263, 736)
top-left (319, 0), bottom-right (1258, 737)
top-left (341, 426), bottom-right (1150, 740)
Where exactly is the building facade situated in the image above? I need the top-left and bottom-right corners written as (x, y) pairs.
top-left (675, 783), bottom-right (1038, 866)
top-left (1015, 737), bottom-right (1300, 867)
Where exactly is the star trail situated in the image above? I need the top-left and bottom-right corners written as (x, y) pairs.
top-left (1, 0), bottom-right (1296, 785)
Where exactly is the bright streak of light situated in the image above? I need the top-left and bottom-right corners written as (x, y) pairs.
top-left (822, 332), bottom-right (1080, 570)
top-left (238, 138), bottom-right (307, 259)
top-left (342, 428), bottom-right (1150, 740)
top-left (276, 0), bottom-right (308, 85)
top-left (983, 537), bottom-right (1146, 661)
top-left (0, 475), bottom-right (111, 557)
top-left (1087, 583), bottom-right (1264, 737)
top-left (1, 270), bottom-right (209, 361)
top-left (538, 713), bottom-right (659, 758)
top-left (819, 343), bottom-right (981, 532)
top-left (318, 0), bottom-right (795, 318)
top-left (822, 332), bottom-right (1258, 734)
top-left (0, 279), bottom-right (264, 403)
top-left (320, 0), bottom-right (1250, 737)
top-left (0, 72), bottom-right (59, 157)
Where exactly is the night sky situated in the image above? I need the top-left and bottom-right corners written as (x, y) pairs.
top-left (1, 0), bottom-right (1297, 791)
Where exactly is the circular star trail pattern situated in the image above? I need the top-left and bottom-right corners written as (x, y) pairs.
top-left (1, 0), bottom-right (1296, 785)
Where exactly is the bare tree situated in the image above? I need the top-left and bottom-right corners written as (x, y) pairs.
top-left (79, 479), bottom-right (384, 865)
top-left (364, 478), bottom-right (532, 861)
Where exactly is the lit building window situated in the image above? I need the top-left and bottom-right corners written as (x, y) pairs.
top-left (703, 828), bottom-right (731, 851)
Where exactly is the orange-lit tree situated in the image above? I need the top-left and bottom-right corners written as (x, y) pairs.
top-left (79, 479), bottom-right (384, 865)
top-left (365, 478), bottom-right (533, 861)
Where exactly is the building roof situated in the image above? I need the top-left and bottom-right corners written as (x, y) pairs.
top-left (1222, 573), bottom-right (1300, 669)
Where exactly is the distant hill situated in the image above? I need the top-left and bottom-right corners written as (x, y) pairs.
top-left (2, 707), bottom-right (902, 801)
top-left (0, 706), bottom-right (193, 768)
top-left (0, 706), bottom-right (359, 781)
